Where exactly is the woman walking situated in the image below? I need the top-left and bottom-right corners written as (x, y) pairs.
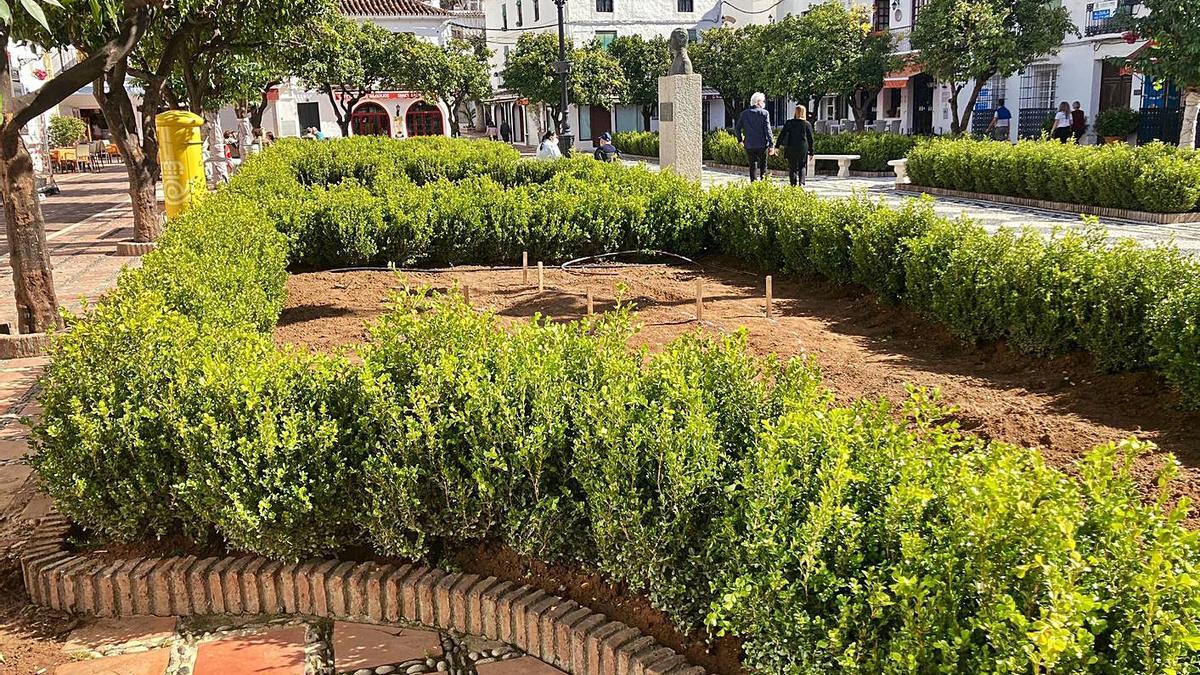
top-left (1051, 102), bottom-right (1073, 143)
top-left (776, 105), bottom-right (815, 186)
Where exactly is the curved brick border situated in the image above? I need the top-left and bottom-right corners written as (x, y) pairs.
top-left (21, 515), bottom-right (706, 675)
top-left (896, 183), bottom-right (1200, 225)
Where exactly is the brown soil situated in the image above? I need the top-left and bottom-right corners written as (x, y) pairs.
top-left (277, 261), bottom-right (1200, 518)
top-left (0, 558), bottom-right (80, 674)
top-left (452, 542), bottom-right (744, 675)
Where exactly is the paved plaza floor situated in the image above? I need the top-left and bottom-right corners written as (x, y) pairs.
top-left (625, 158), bottom-right (1200, 252)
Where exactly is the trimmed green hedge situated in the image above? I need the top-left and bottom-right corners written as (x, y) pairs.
top-left (907, 137), bottom-right (1200, 213)
top-left (614, 129), bottom-right (919, 173)
top-left (32, 137), bottom-right (1200, 674)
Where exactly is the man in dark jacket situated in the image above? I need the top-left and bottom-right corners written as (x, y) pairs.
top-left (734, 92), bottom-right (773, 182)
top-left (776, 105), bottom-right (815, 186)
top-left (594, 132), bottom-right (621, 162)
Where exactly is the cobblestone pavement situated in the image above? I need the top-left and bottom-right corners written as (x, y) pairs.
top-left (625, 159), bottom-right (1200, 252)
top-left (46, 614), bottom-right (562, 675)
top-left (0, 165), bottom-right (143, 536)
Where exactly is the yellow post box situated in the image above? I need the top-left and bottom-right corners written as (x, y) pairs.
top-left (155, 111), bottom-right (206, 219)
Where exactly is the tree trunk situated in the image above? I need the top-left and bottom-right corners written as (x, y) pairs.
top-left (95, 67), bottom-right (162, 242)
top-left (952, 77), bottom-right (990, 136)
top-left (642, 105), bottom-right (653, 131)
top-left (1181, 88), bottom-right (1200, 150)
top-left (0, 127), bottom-right (60, 333)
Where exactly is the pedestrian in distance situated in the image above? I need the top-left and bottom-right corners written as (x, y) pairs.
top-left (537, 130), bottom-right (562, 160)
top-left (1071, 101), bottom-right (1088, 143)
top-left (776, 105), bottom-right (815, 187)
top-left (1052, 101), bottom-right (1073, 143)
top-left (486, 117), bottom-right (498, 141)
top-left (594, 132), bottom-right (621, 162)
top-left (735, 92), bottom-right (773, 182)
top-left (500, 119), bottom-right (513, 144)
top-left (987, 98), bottom-right (1012, 141)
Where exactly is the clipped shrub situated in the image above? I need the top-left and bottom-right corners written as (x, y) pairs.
top-left (849, 196), bottom-right (938, 303)
top-left (906, 137), bottom-right (1200, 213)
top-left (611, 130), bottom-right (660, 157)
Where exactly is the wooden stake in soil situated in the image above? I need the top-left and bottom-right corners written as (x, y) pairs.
top-left (695, 279), bottom-right (704, 321)
top-left (587, 288), bottom-right (594, 315)
top-left (522, 251), bottom-right (529, 284)
top-left (765, 275), bottom-right (773, 319)
top-left (462, 285), bottom-right (471, 305)
top-left (538, 262), bottom-right (545, 292)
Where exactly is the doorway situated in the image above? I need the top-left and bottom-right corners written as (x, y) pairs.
top-left (350, 102), bottom-right (391, 137)
top-left (1098, 61), bottom-right (1133, 112)
top-left (406, 102), bottom-right (445, 137)
top-left (589, 106), bottom-right (612, 144)
top-left (297, 102), bottom-right (321, 134)
top-left (911, 73), bottom-right (935, 135)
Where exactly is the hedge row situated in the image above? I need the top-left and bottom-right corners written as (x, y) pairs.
top-left (33, 202), bottom-right (1200, 672)
top-left (907, 137), bottom-right (1200, 213)
top-left (31, 137), bottom-right (1200, 672)
top-left (231, 137), bottom-right (1200, 397)
top-left (612, 129), bottom-right (919, 172)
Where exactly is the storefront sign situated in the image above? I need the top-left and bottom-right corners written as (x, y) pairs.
top-left (1091, 0), bottom-right (1117, 21)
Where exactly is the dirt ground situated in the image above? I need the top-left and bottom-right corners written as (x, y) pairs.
top-left (277, 260), bottom-right (1200, 519)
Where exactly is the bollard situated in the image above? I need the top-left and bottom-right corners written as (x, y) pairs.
top-left (155, 111), bottom-right (206, 219)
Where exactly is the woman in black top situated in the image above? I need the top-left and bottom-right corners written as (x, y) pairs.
top-left (776, 105), bottom-right (815, 186)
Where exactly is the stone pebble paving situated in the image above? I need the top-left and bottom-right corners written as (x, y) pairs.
top-left (49, 614), bottom-right (560, 675)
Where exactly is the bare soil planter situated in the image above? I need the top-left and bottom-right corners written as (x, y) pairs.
top-left (897, 183), bottom-right (1200, 225)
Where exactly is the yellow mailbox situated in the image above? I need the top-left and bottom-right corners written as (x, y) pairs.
top-left (155, 111), bottom-right (205, 218)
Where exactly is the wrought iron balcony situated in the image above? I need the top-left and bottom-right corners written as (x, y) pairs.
top-left (1084, 0), bottom-right (1140, 37)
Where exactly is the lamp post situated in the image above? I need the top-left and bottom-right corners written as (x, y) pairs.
top-left (552, 0), bottom-right (574, 155)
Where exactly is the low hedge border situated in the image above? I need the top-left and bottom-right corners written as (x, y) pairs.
top-left (897, 182), bottom-right (1200, 225)
top-left (907, 136), bottom-right (1200, 214)
top-left (30, 138), bottom-right (1200, 674)
top-left (20, 515), bottom-right (703, 675)
top-left (613, 130), bottom-right (919, 173)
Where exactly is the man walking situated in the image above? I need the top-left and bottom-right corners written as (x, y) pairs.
top-left (735, 92), bottom-right (773, 182)
top-left (500, 119), bottom-right (513, 144)
top-left (986, 99), bottom-right (1012, 141)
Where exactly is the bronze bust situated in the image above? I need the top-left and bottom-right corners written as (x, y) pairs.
top-left (669, 28), bottom-right (694, 76)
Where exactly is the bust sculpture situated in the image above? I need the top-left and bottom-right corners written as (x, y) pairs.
top-left (668, 28), bottom-right (693, 76)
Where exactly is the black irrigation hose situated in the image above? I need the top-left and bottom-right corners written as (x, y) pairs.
top-left (560, 250), bottom-right (701, 272)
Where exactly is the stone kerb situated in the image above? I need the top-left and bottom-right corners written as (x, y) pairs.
top-left (20, 515), bottom-right (707, 675)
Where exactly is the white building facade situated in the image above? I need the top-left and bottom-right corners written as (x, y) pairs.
top-left (483, 0), bottom-right (1189, 148)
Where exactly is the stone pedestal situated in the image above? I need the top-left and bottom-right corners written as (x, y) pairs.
top-left (657, 74), bottom-right (703, 182)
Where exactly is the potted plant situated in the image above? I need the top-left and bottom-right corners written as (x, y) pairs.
top-left (1093, 108), bottom-right (1140, 144)
top-left (49, 115), bottom-right (87, 149)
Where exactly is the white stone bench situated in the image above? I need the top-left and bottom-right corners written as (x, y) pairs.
top-left (888, 158), bottom-right (909, 185)
top-left (807, 154), bottom-right (862, 178)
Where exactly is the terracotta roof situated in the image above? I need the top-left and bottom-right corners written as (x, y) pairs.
top-left (340, 0), bottom-right (450, 17)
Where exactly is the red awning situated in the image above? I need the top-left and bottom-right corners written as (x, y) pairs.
top-left (883, 65), bottom-right (923, 89)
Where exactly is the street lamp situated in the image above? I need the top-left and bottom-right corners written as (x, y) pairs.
top-left (553, 0), bottom-right (574, 155)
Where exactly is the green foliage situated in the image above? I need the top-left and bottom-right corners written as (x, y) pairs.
top-left (910, 0), bottom-right (1074, 133)
top-left (48, 115), bottom-right (86, 148)
top-left (1093, 107), bottom-right (1141, 138)
top-left (908, 137), bottom-right (1200, 212)
top-left (501, 32), bottom-right (627, 118)
top-left (812, 132), bottom-right (920, 172)
top-left (606, 34), bottom-right (669, 116)
top-left (31, 136), bottom-right (1200, 673)
top-left (611, 130), bottom-right (659, 157)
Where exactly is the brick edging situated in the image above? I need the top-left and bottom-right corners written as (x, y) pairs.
top-left (897, 183), bottom-right (1200, 225)
top-left (20, 516), bottom-right (706, 675)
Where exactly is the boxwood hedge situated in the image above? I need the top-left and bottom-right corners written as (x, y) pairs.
top-left (32, 137), bottom-right (1200, 674)
top-left (907, 137), bottom-right (1200, 213)
top-left (613, 129), bottom-right (919, 173)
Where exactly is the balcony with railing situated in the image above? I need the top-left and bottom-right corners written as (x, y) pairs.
top-left (1084, 0), bottom-right (1140, 37)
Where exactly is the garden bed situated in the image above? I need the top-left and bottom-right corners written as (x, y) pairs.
top-left (277, 263), bottom-right (1200, 522)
